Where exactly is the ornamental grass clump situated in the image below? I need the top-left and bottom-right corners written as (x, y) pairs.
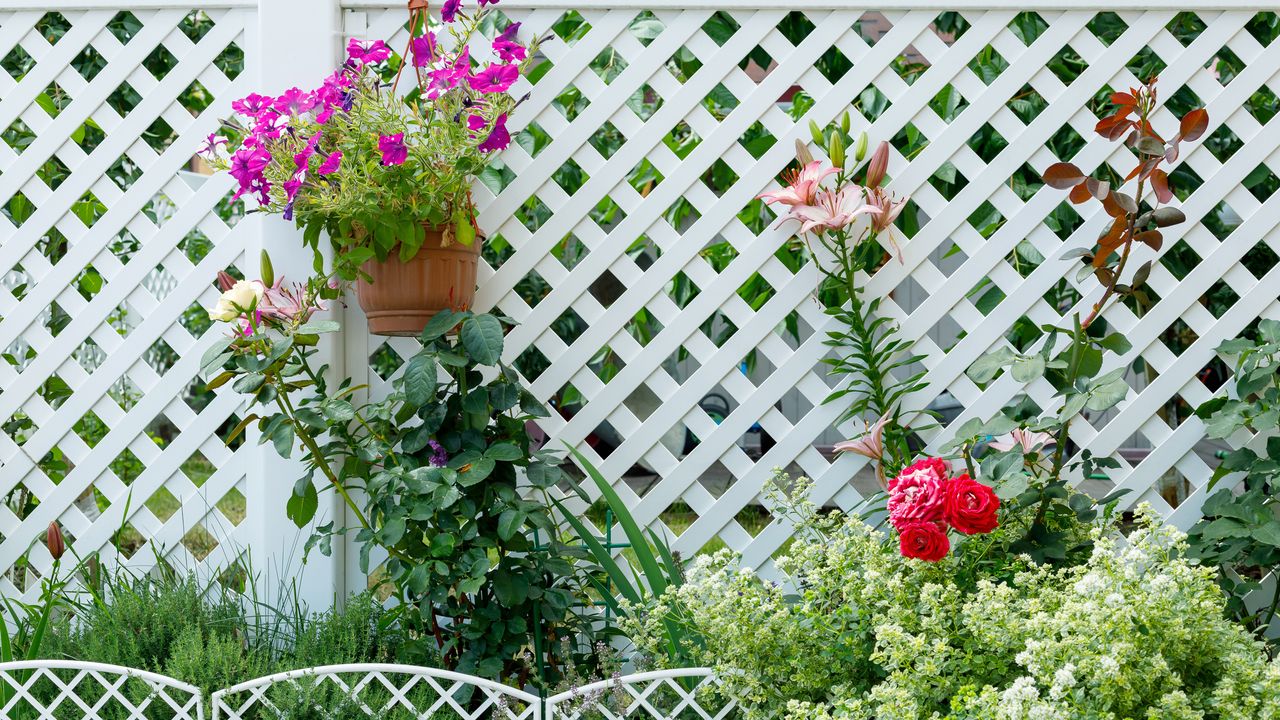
top-left (203, 0), bottom-right (540, 279)
top-left (623, 475), bottom-right (1280, 720)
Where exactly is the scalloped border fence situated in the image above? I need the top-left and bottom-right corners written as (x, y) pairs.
top-left (0, 661), bottom-right (737, 720)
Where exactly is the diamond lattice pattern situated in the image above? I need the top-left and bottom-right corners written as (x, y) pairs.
top-left (351, 6), bottom-right (1280, 575)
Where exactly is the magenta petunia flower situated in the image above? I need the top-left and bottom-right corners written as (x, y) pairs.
top-left (282, 174), bottom-right (305, 220)
top-left (427, 47), bottom-right (470, 99)
top-left (379, 133), bottom-right (407, 166)
top-left (479, 0), bottom-right (498, 5)
top-left (346, 38), bottom-right (391, 65)
top-left (468, 63), bottom-right (518, 94)
top-left (229, 146), bottom-right (271, 201)
top-left (198, 133), bottom-right (227, 157)
top-left (411, 33), bottom-right (438, 67)
top-left (294, 133), bottom-right (321, 169)
top-left (492, 24), bottom-right (526, 63)
top-left (232, 93), bottom-right (272, 117)
top-left (251, 110), bottom-right (290, 141)
top-left (466, 114), bottom-right (487, 134)
top-left (274, 87), bottom-right (316, 115)
top-left (317, 151), bottom-right (342, 175)
top-left (478, 114), bottom-right (510, 153)
top-left (441, 0), bottom-right (461, 22)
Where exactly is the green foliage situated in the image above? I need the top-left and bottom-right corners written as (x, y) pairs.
top-left (1188, 320), bottom-right (1280, 652)
top-left (21, 569), bottom-right (418, 720)
top-left (217, 309), bottom-right (597, 684)
top-left (626, 489), bottom-right (1280, 720)
top-left (553, 446), bottom-right (700, 667)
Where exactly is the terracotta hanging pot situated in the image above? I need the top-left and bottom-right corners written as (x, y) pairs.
top-left (355, 226), bottom-right (481, 337)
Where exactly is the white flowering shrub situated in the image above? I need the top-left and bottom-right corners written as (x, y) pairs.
top-left (625, 499), bottom-right (1280, 720)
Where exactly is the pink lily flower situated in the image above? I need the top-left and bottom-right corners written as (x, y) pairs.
top-left (989, 428), bottom-right (1055, 454)
top-left (758, 160), bottom-right (838, 207)
top-left (834, 414), bottom-right (893, 489)
top-left (789, 187), bottom-right (881, 234)
top-left (864, 186), bottom-right (908, 261)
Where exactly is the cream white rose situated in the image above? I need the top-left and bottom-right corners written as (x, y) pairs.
top-left (208, 280), bottom-right (264, 321)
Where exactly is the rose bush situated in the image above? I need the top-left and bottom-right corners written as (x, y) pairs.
top-left (623, 474), bottom-right (1280, 720)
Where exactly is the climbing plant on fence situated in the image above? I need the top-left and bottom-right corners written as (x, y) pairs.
top-left (4, 0), bottom-right (1280, 602)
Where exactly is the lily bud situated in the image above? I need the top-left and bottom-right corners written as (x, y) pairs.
top-left (808, 120), bottom-right (825, 146)
top-left (840, 111), bottom-right (851, 135)
top-left (259, 250), bottom-right (275, 288)
top-left (854, 132), bottom-right (869, 163)
top-left (828, 131), bottom-right (845, 170)
top-left (794, 138), bottom-right (814, 167)
top-left (865, 141), bottom-right (890, 189)
top-left (216, 271), bottom-right (237, 292)
top-left (47, 522), bottom-right (65, 561)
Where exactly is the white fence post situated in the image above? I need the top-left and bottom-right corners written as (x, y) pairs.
top-left (244, 0), bottom-right (346, 612)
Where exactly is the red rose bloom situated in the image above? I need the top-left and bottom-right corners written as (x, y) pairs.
top-left (944, 473), bottom-right (1000, 535)
top-left (897, 520), bottom-right (950, 562)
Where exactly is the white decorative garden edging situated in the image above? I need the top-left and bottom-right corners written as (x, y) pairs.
top-left (545, 668), bottom-right (737, 720)
top-left (0, 660), bottom-right (736, 719)
top-left (211, 663), bottom-right (542, 720)
top-left (0, 660), bottom-right (205, 720)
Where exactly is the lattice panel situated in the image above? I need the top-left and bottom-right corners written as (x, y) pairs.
top-left (0, 660), bottom-right (204, 720)
top-left (0, 7), bottom-right (256, 599)
top-left (348, 4), bottom-right (1280, 574)
top-left (545, 669), bottom-right (738, 720)
top-left (211, 664), bottom-right (540, 720)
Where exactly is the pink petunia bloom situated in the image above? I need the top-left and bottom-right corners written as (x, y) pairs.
top-left (317, 151), bottom-right (342, 175)
top-left (441, 0), bottom-right (461, 22)
top-left (251, 110), bottom-right (290, 141)
top-left (493, 23), bottom-right (526, 63)
top-left (232, 93), bottom-right (273, 117)
top-left (379, 133), bottom-right (408, 166)
top-left (198, 133), bottom-right (227, 157)
top-left (293, 133), bottom-right (321, 170)
top-left (467, 114), bottom-right (487, 134)
top-left (788, 187), bottom-right (881, 234)
top-left (282, 174), bottom-right (304, 220)
top-left (347, 38), bottom-right (391, 65)
top-left (411, 33), bottom-right (438, 67)
top-left (479, 0), bottom-right (498, 6)
top-left (228, 146), bottom-right (271, 197)
top-left (274, 87), bottom-right (316, 115)
top-left (989, 428), bottom-right (1054, 454)
top-left (469, 63), bottom-right (519, 94)
top-left (478, 114), bottom-right (510, 153)
top-left (427, 47), bottom-right (470, 99)
top-left (758, 160), bottom-right (838, 207)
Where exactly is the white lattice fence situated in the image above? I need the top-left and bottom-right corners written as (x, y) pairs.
top-left (344, 2), bottom-right (1280, 575)
top-left (0, 4), bottom-right (259, 599)
top-left (4, 0), bottom-right (1280, 599)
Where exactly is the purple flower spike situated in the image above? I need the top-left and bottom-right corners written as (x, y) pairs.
top-left (379, 133), bottom-right (407, 166)
top-left (427, 440), bottom-right (449, 467)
